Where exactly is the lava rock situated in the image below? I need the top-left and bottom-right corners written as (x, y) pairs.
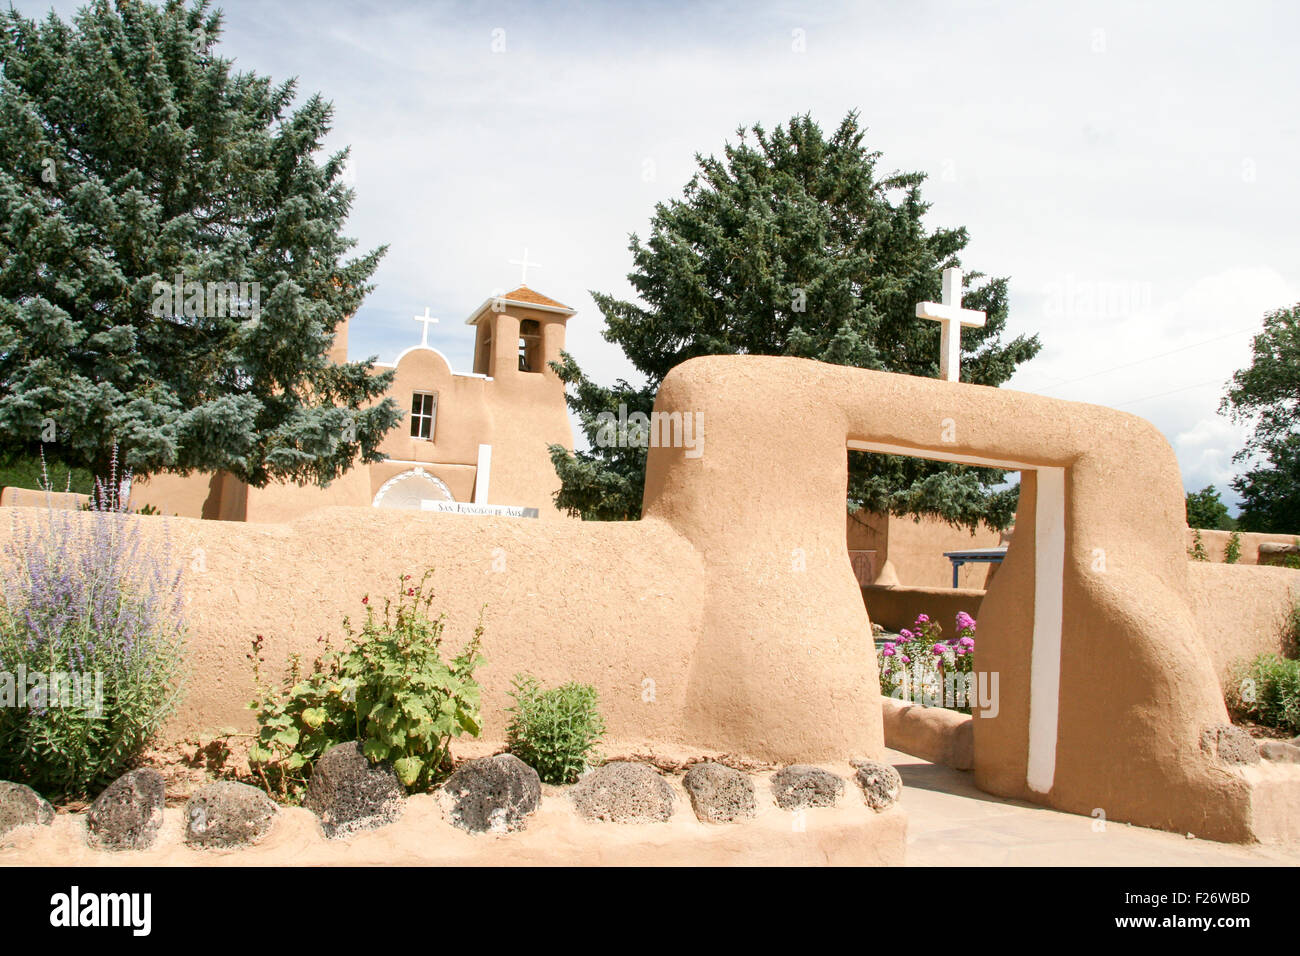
top-left (771, 765), bottom-right (844, 810)
top-left (850, 759), bottom-right (903, 811)
top-left (1199, 724), bottom-right (1260, 765)
top-left (86, 768), bottom-right (166, 851)
top-left (438, 754), bottom-right (541, 833)
top-left (571, 761), bottom-right (674, 823)
top-left (185, 782), bottom-right (278, 849)
top-left (304, 742), bottom-right (405, 839)
top-left (682, 762), bottom-right (756, 823)
top-left (1259, 740), bottom-right (1300, 763)
top-left (0, 781), bottom-right (53, 838)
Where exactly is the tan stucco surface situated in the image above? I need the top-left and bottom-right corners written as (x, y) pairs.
top-left (0, 487), bottom-right (88, 510)
top-left (1187, 562), bottom-right (1300, 679)
top-left (9, 506), bottom-right (705, 746)
top-left (861, 584), bottom-right (985, 633)
top-left (4, 354), bottom-right (1298, 843)
top-left (849, 509), bottom-right (1005, 588)
top-left (642, 355), bottom-right (1299, 841)
top-left (1189, 528), bottom-right (1300, 565)
top-left (881, 697), bottom-right (974, 770)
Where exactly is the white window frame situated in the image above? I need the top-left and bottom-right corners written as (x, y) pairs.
top-left (410, 390), bottom-right (438, 440)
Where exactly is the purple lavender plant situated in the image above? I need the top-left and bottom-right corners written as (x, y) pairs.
top-left (0, 447), bottom-right (187, 797)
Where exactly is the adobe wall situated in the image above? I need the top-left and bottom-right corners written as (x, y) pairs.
top-left (861, 584), bottom-right (984, 633)
top-left (846, 508), bottom-right (1004, 588)
top-left (1187, 562), bottom-right (1300, 679)
top-left (0, 505), bottom-right (704, 747)
top-left (4, 354), bottom-right (1297, 842)
top-left (0, 487), bottom-right (88, 511)
top-left (888, 516), bottom-right (1003, 588)
top-left (1189, 528), bottom-right (1300, 565)
top-left (643, 355), bottom-right (1293, 841)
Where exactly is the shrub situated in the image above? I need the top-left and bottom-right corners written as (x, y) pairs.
top-left (505, 675), bottom-right (605, 784)
top-left (0, 479), bottom-right (186, 797)
top-left (1226, 654), bottom-right (1300, 735)
top-left (1188, 530), bottom-right (1209, 561)
top-left (1224, 531), bottom-right (1242, 565)
top-left (1285, 603), bottom-right (1300, 660)
top-left (249, 570), bottom-right (484, 799)
top-left (878, 612), bottom-right (977, 713)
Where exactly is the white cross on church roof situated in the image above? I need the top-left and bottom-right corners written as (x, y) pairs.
top-left (413, 307), bottom-right (439, 347)
top-left (915, 267), bottom-right (987, 382)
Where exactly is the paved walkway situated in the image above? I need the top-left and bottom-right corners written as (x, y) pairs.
top-left (890, 749), bottom-right (1300, 866)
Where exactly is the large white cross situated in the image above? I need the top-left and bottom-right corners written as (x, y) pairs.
top-left (509, 248), bottom-right (542, 286)
top-left (915, 267), bottom-right (986, 382)
top-left (413, 307), bottom-right (439, 347)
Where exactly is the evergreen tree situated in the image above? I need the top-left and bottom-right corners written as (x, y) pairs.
top-left (549, 112), bottom-right (1040, 527)
top-left (1184, 484), bottom-right (1231, 530)
top-left (0, 0), bottom-right (400, 487)
top-left (1221, 304), bottom-right (1300, 533)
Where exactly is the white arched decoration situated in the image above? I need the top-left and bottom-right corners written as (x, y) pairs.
top-left (372, 467), bottom-right (455, 510)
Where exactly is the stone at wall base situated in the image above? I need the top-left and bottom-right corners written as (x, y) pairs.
top-left (185, 782), bottom-right (278, 849)
top-left (0, 782), bottom-right (54, 838)
top-left (1259, 740), bottom-right (1300, 763)
top-left (86, 768), bottom-right (166, 851)
top-left (304, 742), bottom-right (405, 839)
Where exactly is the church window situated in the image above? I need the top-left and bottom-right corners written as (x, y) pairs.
top-left (410, 391), bottom-right (438, 440)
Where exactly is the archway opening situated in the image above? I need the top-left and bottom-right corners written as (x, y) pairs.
top-left (372, 469), bottom-right (455, 510)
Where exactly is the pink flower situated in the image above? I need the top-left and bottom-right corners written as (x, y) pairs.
top-left (915, 614), bottom-right (930, 624)
top-left (881, 643), bottom-right (896, 657)
top-left (899, 654), bottom-right (911, 664)
top-left (932, 643), bottom-right (945, 655)
top-left (899, 629), bottom-right (914, 640)
top-left (959, 636), bottom-right (975, 648)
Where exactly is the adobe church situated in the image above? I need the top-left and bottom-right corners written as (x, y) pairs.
top-left (130, 285), bottom-right (578, 522)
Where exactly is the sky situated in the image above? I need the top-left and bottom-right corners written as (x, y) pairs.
top-left (17, 0), bottom-right (1300, 507)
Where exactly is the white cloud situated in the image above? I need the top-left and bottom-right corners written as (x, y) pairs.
top-left (14, 0), bottom-right (1300, 507)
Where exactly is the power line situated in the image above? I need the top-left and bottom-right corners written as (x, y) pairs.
top-left (1111, 378), bottom-right (1226, 408)
top-left (1027, 326), bottom-right (1257, 394)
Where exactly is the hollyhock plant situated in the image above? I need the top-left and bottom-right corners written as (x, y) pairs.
top-left (876, 610), bottom-right (977, 713)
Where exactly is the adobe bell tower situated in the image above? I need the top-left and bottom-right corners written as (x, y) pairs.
top-left (467, 285), bottom-right (576, 381)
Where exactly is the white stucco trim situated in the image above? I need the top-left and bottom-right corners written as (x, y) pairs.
top-left (848, 439), bottom-right (1066, 796)
top-left (1026, 466), bottom-right (1065, 794)
top-left (374, 344), bottom-right (492, 380)
top-left (371, 467), bottom-right (455, 507)
top-left (846, 440), bottom-right (1046, 472)
top-left (463, 296), bottom-right (577, 326)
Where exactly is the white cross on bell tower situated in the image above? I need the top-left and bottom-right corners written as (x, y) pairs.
top-left (915, 267), bottom-right (987, 382)
top-left (508, 247), bottom-right (542, 286)
top-left (413, 307), bottom-right (439, 348)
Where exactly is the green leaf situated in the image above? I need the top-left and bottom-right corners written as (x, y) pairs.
top-left (456, 711), bottom-right (481, 737)
top-left (392, 756), bottom-right (421, 787)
